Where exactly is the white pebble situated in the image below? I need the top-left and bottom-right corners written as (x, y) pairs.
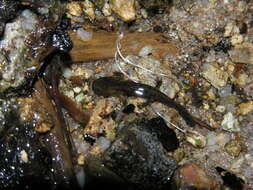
top-left (216, 105), bottom-right (226, 113)
top-left (138, 45), bottom-right (154, 56)
top-left (77, 28), bottom-right (93, 41)
top-left (73, 87), bottom-right (82, 94)
top-left (20, 150), bottom-right (28, 163)
top-left (63, 68), bottom-right (74, 78)
top-left (221, 112), bottom-right (240, 132)
top-left (75, 93), bottom-right (85, 103)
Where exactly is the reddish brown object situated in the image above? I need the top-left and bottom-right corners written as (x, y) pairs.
top-left (33, 79), bottom-right (76, 187)
top-left (58, 93), bottom-right (90, 126)
top-left (172, 163), bottom-right (220, 190)
top-left (69, 30), bottom-right (178, 62)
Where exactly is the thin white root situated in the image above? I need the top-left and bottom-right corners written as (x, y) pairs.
top-left (115, 32), bottom-right (172, 78)
top-left (115, 51), bottom-right (138, 82)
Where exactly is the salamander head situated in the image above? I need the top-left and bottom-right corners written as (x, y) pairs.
top-left (92, 78), bottom-right (107, 96)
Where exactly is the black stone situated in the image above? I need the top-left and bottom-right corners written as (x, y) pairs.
top-left (103, 121), bottom-right (177, 190)
top-left (146, 117), bottom-right (179, 152)
top-left (216, 167), bottom-right (244, 190)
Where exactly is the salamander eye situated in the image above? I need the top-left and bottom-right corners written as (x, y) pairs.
top-left (134, 87), bottom-right (144, 96)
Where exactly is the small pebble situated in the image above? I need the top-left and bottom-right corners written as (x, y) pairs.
top-left (63, 68), bottom-right (74, 79)
top-left (202, 63), bottom-right (228, 89)
top-left (65, 90), bottom-right (75, 99)
top-left (75, 93), bottom-right (85, 103)
top-left (237, 101), bottom-right (253, 115)
top-left (20, 150), bottom-right (29, 163)
top-left (102, 2), bottom-right (112, 16)
top-left (186, 131), bottom-right (206, 148)
top-left (77, 154), bottom-right (85, 165)
top-left (229, 43), bottom-right (253, 64)
top-left (77, 28), bottom-right (93, 41)
top-left (172, 163), bottom-right (217, 189)
top-left (221, 112), bottom-right (240, 132)
top-left (73, 87), bottom-right (82, 94)
top-left (82, 0), bottom-right (95, 20)
top-left (66, 2), bottom-right (83, 17)
top-left (110, 0), bottom-right (136, 22)
top-left (224, 22), bottom-right (235, 37)
top-left (138, 45), bottom-right (153, 56)
top-left (225, 139), bottom-right (242, 157)
top-left (231, 34), bottom-right (243, 46)
top-left (216, 105), bottom-right (226, 113)
top-left (140, 9), bottom-right (148, 19)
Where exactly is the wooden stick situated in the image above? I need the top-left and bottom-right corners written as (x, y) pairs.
top-left (69, 30), bottom-right (178, 63)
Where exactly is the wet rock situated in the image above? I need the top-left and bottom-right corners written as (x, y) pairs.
top-left (202, 63), bottom-right (228, 89)
top-left (229, 43), bottom-right (253, 64)
top-left (221, 112), bottom-right (240, 132)
top-left (171, 163), bottom-right (218, 190)
top-left (66, 2), bottom-right (83, 17)
top-left (216, 167), bottom-right (245, 190)
top-left (219, 85), bottom-right (232, 97)
top-left (0, 98), bottom-right (18, 135)
top-left (0, 10), bottom-right (39, 96)
top-left (224, 22), bottom-right (238, 38)
top-left (109, 0), bottom-right (136, 22)
top-left (234, 72), bottom-right (248, 87)
top-left (0, 115), bottom-right (53, 189)
top-left (82, 0), bottom-right (95, 20)
top-left (0, 2), bottom-right (69, 97)
top-left (103, 119), bottom-right (177, 189)
top-left (231, 34), bottom-right (243, 46)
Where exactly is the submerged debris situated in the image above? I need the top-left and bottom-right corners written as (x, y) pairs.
top-left (102, 119), bottom-right (177, 189)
